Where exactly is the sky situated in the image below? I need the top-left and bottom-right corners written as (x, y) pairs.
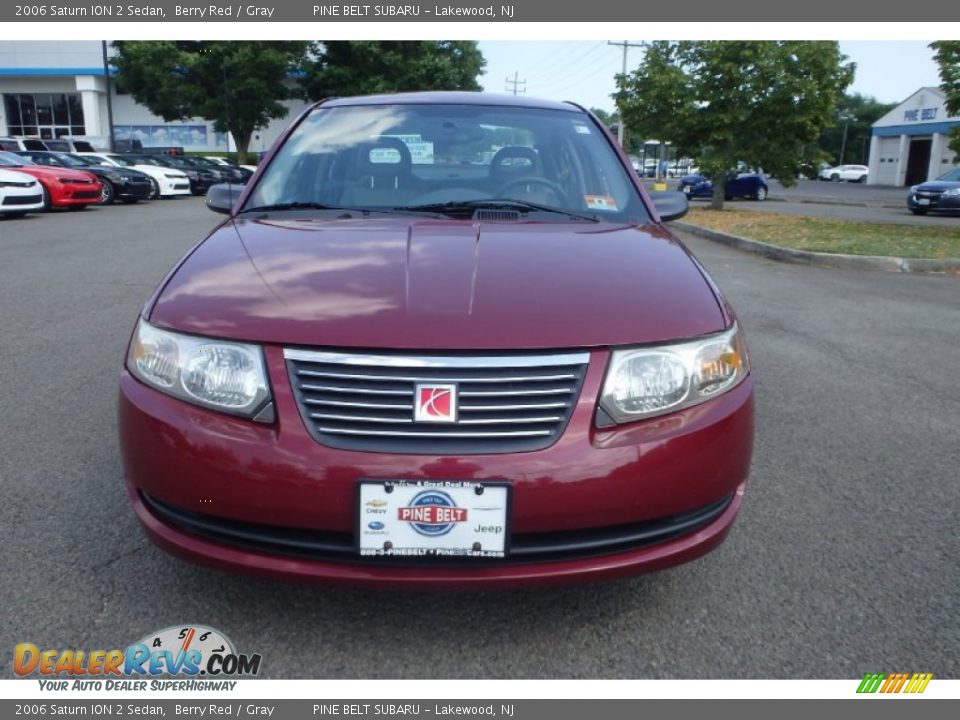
top-left (477, 41), bottom-right (943, 112)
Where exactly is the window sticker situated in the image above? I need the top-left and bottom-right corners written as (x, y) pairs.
top-left (573, 123), bottom-right (592, 135)
top-left (584, 195), bottom-right (619, 211)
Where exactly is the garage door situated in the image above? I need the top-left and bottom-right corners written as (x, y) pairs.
top-left (875, 137), bottom-right (900, 185)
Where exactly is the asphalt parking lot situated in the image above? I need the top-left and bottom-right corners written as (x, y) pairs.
top-left (1, 198), bottom-right (958, 679)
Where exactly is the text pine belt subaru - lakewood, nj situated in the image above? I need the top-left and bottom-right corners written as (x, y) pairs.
top-left (118, 92), bottom-right (754, 588)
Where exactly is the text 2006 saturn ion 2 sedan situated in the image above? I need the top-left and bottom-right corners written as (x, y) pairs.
top-left (119, 92), bottom-right (754, 589)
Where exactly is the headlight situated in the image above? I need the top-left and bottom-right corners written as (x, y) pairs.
top-left (127, 319), bottom-right (272, 420)
top-left (942, 187), bottom-right (960, 196)
top-left (599, 323), bottom-right (749, 424)
top-left (909, 185), bottom-right (919, 193)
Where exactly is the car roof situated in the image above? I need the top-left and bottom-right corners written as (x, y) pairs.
top-left (319, 91), bottom-right (582, 113)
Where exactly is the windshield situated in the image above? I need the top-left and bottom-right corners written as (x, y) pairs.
top-left (937, 168), bottom-right (960, 182)
top-left (0, 151), bottom-right (30, 167)
top-left (245, 103), bottom-right (649, 222)
top-left (62, 153), bottom-right (95, 167)
top-left (105, 154), bottom-right (136, 167)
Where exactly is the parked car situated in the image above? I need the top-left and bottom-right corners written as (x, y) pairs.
top-left (79, 152), bottom-right (191, 198)
top-left (14, 151), bottom-right (153, 205)
top-left (819, 164), bottom-right (868, 183)
top-left (38, 138), bottom-right (99, 153)
top-left (0, 151), bottom-right (101, 210)
top-left (119, 92), bottom-right (753, 589)
top-left (188, 156), bottom-right (253, 184)
top-left (203, 155), bottom-right (258, 173)
top-left (0, 167), bottom-right (45, 218)
top-left (907, 167), bottom-right (960, 215)
top-left (679, 171), bottom-right (768, 201)
top-left (128, 154), bottom-right (220, 195)
top-left (0, 137), bottom-right (50, 152)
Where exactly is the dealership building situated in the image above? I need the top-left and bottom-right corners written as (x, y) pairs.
top-left (867, 87), bottom-right (959, 186)
top-left (0, 41), bottom-right (305, 153)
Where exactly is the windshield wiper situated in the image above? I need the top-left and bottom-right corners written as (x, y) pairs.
top-left (397, 199), bottom-right (600, 223)
top-left (238, 202), bottom-right (445, 218)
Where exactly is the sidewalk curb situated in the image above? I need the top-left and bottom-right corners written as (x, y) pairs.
top-left (671, 221), bottom-right (960, 274)
top-left (766, 195), bottom-right (904, 210)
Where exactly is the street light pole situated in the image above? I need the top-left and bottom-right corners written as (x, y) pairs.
top-left (607, 40), bottom-right (645, 148)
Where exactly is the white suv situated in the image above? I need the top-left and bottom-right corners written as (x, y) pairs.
top-left (819, 164), bottom-right (868, 183)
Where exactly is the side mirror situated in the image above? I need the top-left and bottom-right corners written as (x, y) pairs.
top-left (648, 191), bottom-right (689, 222)
top-left (206, 183), bottom-right (244, 215)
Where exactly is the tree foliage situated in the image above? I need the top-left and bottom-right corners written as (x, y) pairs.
top-left (817, 93), bottom-right (897, 166)
top-left (931, 41), bottom-right (960, 156)
top-left (300, 41), bottom-right (485, 100)
top-left (111, 41), bottom-right (309, 162)
top-left (615, 41), bottom-right (855, 208)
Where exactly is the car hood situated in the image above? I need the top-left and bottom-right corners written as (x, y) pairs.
top-left (0, 168), bottom-right (38, 184)
top-left (148, 217), bottom-right (725, 350)
top-left (134, 165), bottom-right (187, 178)
top-left (914, 181), bottom-right (960, 192)
top-left (5, 165), bottom-right (96, 181)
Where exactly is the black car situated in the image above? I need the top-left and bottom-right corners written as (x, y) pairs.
top-left (908, 168), bottom-right (960, 215)
top-left (127, 154), bottom-right (220, 195)
top-left (15, 150), bottom-right (153, 204)
top-left (188, 156), bottom-right (253, 184)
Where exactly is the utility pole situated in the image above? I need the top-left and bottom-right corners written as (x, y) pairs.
top-left (101, 40), bottom-right (116, 152)
top-left (505, 72), bottom-right (526, 96)
top-left (607, 40), bottom-right (645, 148)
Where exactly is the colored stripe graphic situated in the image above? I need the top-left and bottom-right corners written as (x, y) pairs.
top-left (857, 672), bottom-right (932, 694)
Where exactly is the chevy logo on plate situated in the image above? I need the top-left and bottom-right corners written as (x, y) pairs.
top-left (414, 383), bottom-right (458, 423)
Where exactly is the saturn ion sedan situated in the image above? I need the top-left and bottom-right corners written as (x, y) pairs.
top-left (119, 92), bottom-right (754, 589)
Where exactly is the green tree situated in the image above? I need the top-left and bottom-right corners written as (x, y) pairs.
top-left (816, 93), bottom-right (897, 167)
top-left (931, 41), bottom-right (960, 156)
top-left (300, 41), bottom-right (485, 100)
top-left (589, 107), bottom-right (619, 128)
top-left (111, 41), bottom-right (309, 163)
top-left (615, 41), bottom-right (855, 209)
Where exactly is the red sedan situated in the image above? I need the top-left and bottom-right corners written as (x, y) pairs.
top-left (0, 151), bottom-right (101, 210)
top-left (119, 93), bottom-right (754, 589)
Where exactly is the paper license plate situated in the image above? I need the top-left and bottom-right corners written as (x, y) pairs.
top-left (917, 198), bottom-right (931, 205)
top-left (358, 480), bottom-right (510, 558)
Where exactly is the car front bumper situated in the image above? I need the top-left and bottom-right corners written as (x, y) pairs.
top-left (908, 193), bottom-right (960, 212)
top-left (119, 346), bottom-right (754, 589)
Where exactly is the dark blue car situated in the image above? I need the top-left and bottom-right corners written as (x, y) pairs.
top-left (679, 171), bottom-right (768, 201)
top-left (907, 167), bottom-right (960, 215)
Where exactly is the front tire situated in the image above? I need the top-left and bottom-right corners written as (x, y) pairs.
top-left (99, 180), bottom-right (116, 205)
top-left (911, 208), bottom-right (928, 216)
top-left (830, 174), bottom-right (840, 182)
top-left (147, 178), bottom-right (160, 200)
top-left (754, 186), bottom-right (767, 201)
top-left (40, 185), bottom-right (52, 211)
top-left (858, 175), bottom-right (867, 183)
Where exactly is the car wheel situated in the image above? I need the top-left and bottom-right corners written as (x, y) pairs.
top-left (830, 174), bottom-right (840, 182)
top-left (40, 185), bottom-right (52, 211)
top-left (148, 178), bottom-right (160, 199)
top-left (858, 175), bottom-right (867, 183)
top-left (99, 181), bottom-right (116, 205)
top-left (754, 186), bottom-right (767, 201)
top-left (911, 208), bottom-right (928, 216)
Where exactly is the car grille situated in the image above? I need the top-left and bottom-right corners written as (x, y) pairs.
top-left (285, 349), bottom-right (590, 454)
top-left (73, 190), bottom-right (100, 199)
top-left (2, 194), bottom-right (42, 206)
top-left (141, 491), bottom-right (734, 567)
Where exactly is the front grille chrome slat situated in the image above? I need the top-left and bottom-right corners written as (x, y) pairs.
top-left (285, 349), bottom-right (589, 454)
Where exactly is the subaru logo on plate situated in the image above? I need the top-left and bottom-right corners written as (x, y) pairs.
top-left (398, 490), bottom-right (468, 537)
top-left (367, 521), bottom-right (385, 530)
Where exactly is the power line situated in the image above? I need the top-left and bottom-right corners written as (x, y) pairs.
top-left (607, 40), bottom-right (646, 147)
top-left (505, 71), bottom-right (526, 95)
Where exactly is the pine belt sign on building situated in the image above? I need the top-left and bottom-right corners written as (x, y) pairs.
top-left (868, 87), bottom-right (960, 187)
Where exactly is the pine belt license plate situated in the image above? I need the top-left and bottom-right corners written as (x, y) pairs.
top-left (358, 480), bottom-right (510, 559)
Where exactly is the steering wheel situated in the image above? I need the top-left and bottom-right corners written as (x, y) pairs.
top-left (495, 176), bottom-right (570, 206)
